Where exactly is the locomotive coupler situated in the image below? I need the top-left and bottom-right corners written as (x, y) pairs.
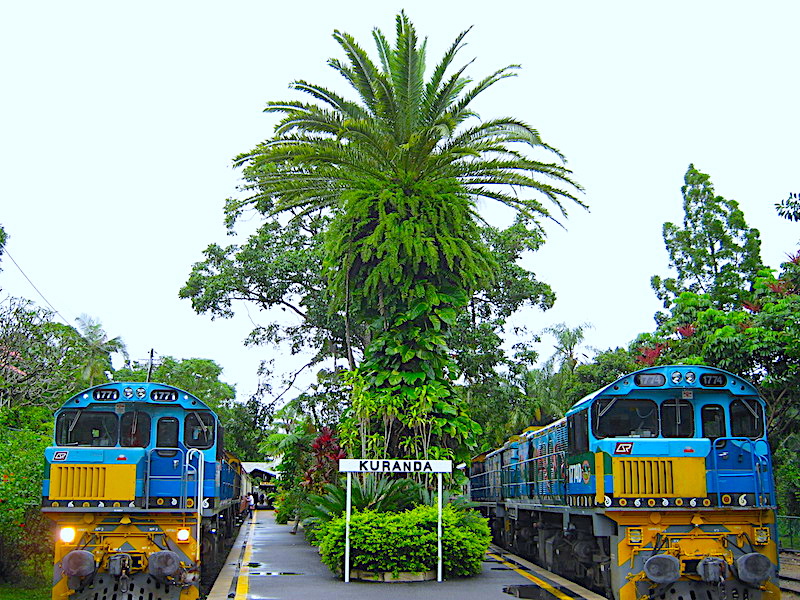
top-left (108, 553), bottom-right (132, 593)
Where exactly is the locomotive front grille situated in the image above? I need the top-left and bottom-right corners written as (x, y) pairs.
top-left (616, 459), bottom-right (673, 495)
top-left (49, 464), bottom-right (136, 500)
top-left (612, 457), bottom-right (706, 498)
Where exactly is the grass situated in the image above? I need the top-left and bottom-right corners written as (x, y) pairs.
top-left (0, 583), bottom-right (50, 600)
top-left (0, 558), bottom-right (52, 600)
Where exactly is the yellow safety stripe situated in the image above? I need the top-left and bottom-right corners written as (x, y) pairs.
top-left (234, 513), bottom-right (257, 600)
top-left (486, 552), bottom-right (574, 600)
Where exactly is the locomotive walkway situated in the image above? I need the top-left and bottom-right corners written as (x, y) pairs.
top-left (207, 510), bottom-right (604, 600)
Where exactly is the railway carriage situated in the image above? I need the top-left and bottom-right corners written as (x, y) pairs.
top-left (41, 382), bottom-right (250, 600)
top-left (470, 365), bottom-right (780, 599)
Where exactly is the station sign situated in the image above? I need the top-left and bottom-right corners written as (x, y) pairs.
top-left (339, 458), bottom-right (452, 474)
top-left (338, 457), bottom-right (452, 583)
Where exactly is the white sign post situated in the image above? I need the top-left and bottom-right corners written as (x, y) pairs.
top-left (338, 459), bottom-right (453, 583)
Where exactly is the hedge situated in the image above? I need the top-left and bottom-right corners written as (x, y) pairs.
top-left (318, 505), bottom-right (490, 578)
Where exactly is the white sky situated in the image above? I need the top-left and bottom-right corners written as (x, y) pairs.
top-left (1, 2), bottom-right (798, 402)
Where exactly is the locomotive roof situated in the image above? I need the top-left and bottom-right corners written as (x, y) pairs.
top-left (56, 381), bottom-right (214, 412)
top-left (565, 364), bottom-right (761, 417)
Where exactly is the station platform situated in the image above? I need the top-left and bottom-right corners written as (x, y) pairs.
top-left (208, 510), bottom-right (605, 600)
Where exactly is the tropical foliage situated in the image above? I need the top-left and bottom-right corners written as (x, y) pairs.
top-left (74, 314), bottom-right (128, 386)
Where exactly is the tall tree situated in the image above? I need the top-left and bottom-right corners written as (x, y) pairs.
top-left (651, 164), bottom-right (763, 313)
top-left (231, 12), bottom-right (583, 462)
top-left (75, 314), bottom-right (128, 386)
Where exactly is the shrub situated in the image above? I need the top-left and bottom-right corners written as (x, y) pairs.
top-left (301, 475), bottom-right (421, 537)
top-left (319, 505), bottom-right (490, 578)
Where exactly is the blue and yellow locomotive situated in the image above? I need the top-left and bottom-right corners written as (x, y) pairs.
top-left (469, 365), bottom-right (780, 599)
top-left (41, 382), bottom-right (251, 600)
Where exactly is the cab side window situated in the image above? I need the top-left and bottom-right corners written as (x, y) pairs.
top-left (568, 410), bottom-right (589, 454)
top-left (184, 411), bottom-right (215, 449)
top-left (701, 405), bottom-right (726, 439)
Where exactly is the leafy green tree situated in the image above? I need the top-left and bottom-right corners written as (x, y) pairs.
top-left (114, 356), bottom-right (235, 404)
top-left (233, 12), bottom-right (582, 462)
top-left (260, 404), bottom-right (318, 525)
top-left (638, 252), bottom-right (800, 439)
top-left (0, 406), bottom-right (52, 582)
top-left (651, 165), bottom-right (763, 313)
top-left (776, 192), bottom-right (800, 222)
top-left (566, 347), bottom-right (639, 402)
top-left (180, 215), bottom-right (355, 381)
top-left (75, 314), bottom-right (128, 386)
top-left (0, 298), bottom-right (87, 409)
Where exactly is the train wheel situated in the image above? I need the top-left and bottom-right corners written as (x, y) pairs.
top-left (200, 530), bottom-right (219, 587)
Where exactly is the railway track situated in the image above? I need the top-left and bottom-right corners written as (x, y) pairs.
top-left (780, 551), bottom-right (800, 598)
top-left (781, 574), bottom-right (800, 596)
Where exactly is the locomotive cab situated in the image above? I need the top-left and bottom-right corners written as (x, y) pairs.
top-left (42, 383), bottom-right (247, 600)
top-left (470, 365), bottom-right (781, 600)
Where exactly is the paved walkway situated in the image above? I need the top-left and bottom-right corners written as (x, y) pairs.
top-left (208, 510), bottom-right (602, 600)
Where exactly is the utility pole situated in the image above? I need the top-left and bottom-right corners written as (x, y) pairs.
top-left (146, 349), bottom-right (155, 382)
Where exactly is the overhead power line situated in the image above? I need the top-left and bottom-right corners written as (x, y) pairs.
top-left (3, 249), bottom-right (72, 325)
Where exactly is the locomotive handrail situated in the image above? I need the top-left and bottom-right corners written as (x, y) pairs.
top-left (186, 448), bottom-right (204, 562)
top-left (709, 437), bottom-right (772, 507)
top-left (145, 447), bottom-right (186, 509)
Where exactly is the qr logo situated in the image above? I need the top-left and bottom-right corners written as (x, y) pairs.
top-left (614, 442), bottom-right (633, 454)
top-left (53, 451), bottom-right (68, 461)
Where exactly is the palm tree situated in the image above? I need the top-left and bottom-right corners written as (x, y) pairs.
top-left (238, 11), bottom-right (582, 220)
top-left (542, 322), bottom-right (592, 374)
top-left (236, 13), bottom-right (584, 461)
top-left (237, 11), bottom-right (583, 352)
top-left (75, 314), bottom-right (128, 386)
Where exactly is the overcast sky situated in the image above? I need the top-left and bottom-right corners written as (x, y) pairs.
top-left (2, 2), bottom-right (798, 402)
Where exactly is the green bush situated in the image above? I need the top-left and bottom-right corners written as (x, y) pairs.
top-left (319, 505), bottom-right (490, 578)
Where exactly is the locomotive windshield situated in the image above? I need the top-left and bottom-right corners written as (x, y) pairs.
top-left (56, 410), bottom-right (118, 446)
top-left (660, 398), bottom-right (694, 437)
top-left (120, 411), bottom-right (151, 447)
top-left (592, 398), bottom-right (658, 438)
top-left (701, 405), bottom-right (726, 439)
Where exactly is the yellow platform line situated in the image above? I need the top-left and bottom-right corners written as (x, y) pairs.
top-left (487, 552), bottom-right (574, 600)
top-left (234, 513), bottom-right (257, 600)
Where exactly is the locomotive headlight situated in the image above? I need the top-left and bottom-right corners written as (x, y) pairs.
top-left (59, 526), bottom-right (77, 543)
top-left (685, 371), bottom-right (696, 384)
top-left (671, 371), bottom-right (682, 384)
top-left (123, 387), bottom-right (134, 398)
top-left (176, 528), bottom-right (191, 542)
top-left (755, 527), bottom-right (770, 544)
top-left (136, 387), bottom-right (146, 399)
